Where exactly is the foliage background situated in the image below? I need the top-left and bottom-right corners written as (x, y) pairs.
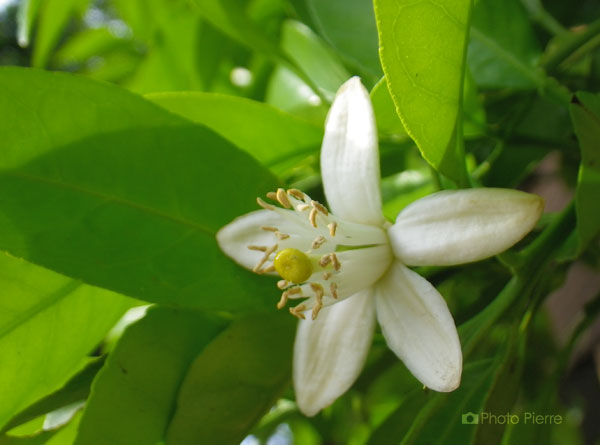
top-left (0, 0), bottom-right (599, 443)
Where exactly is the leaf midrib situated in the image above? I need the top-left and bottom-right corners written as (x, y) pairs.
top-left (5, 170), bottom-right (217, 236)
top-left (0, 280), bottom-right (82, 340)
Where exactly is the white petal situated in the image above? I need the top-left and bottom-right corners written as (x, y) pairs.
top-left (321, 77), bottom-right (384, 226)
top-left (216, 209), bottom-right (311, 271)
top-left (375, 262), bottom-right (462, 392)
top-left (389, 189), bottom-right (544, 266)
top-left (294, 289), bottom-right (376, 416)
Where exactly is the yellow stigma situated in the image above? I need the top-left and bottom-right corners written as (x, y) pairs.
top-left (273, 248), bottom-right (313, 284)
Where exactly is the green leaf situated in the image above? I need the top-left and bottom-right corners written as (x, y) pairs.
top-left (165, 313), bottom-right (295, 445)
top-left (2, 358), bottom-right (104, 434)
top-left (0, 68), bottom-right (281, 311)
top-left (374, 0), bottom-right (471, 183)
top-left (468, 0), bottom-right (543, 89)
top-left (32, 0), bottom-right (89, 68)
top-left (370, 78), bottom-right (408, 138)
top-left (75, 306), bottom-right (227, 445)
top-left (306, 0), bottom-right (382, 76)
top-left (280, 20), bottom-right (350, 100)
top-left (189, 0), bottom-right (286, 64)
top-left (0, 253), bottom-right (131, 430)
top-left (147, 91), bottom-right (323, 170)
top-left (570, 92), bottom-right (600, 252)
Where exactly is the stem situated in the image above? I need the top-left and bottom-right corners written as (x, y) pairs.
top-left (542, 18), bottom-right (600, 74)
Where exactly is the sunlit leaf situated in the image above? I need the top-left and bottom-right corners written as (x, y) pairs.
top-left (0, 253), bottom-right (132, 430)
top-left (374, 0), bottom-right (471, 183)
top-left (147, 91), bottom-right (323, 169)
top-left (0, 68), bottom-right (281, 312)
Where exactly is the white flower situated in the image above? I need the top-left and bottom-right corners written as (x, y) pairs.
top-left (217, 77), bottom-right (544, 416)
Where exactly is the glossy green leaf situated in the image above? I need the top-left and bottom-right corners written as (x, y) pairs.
top-left (468, 0), bottom-right (543, 89)
top-left (2, 358), bottom-right (104, 434)
top-left (32, 0), bottom-right (89, 68)
top-left (570, 92), bottom-right (600, 252)
top-left (374, 0), bottom-right (471, 183)
top-left (306, 0), bottom-right (381, 76)
top-left (147, 91), bottom-right (323, 169)
top-left (0, 253), bottom-right (131, 430)
top-left (75, 306), bottom-right (227, 445)
top-left (0, 68), bottom-right (281, 311)
top-left (370, 78), bottom-right (408, 137)
top-left (280, 20), bottom-right (350, 101)
top-left (165, 313), bottom-right (295, 445)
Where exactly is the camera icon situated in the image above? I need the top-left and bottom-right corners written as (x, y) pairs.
top-left (462, 412), bottom-right (479, 425)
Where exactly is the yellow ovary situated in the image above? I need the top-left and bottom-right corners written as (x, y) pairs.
top-left (273, 248), bottom-right (313, 284)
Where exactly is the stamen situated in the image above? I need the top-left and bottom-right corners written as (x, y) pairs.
top-left (309, 208), bottom-right (318, 228)
top-left (276, 232), bottom-right (290, 240)
top-left (288, 287), bottom-right (303, 295)
top-left (262, 265), bottom-right (276, 273)
top-left (311, 302), bottom-right (323, 320)
top-left (266, 191), bottom-right (278, 201)
top-left (252, 244), bottom-right (278, 273)
top-left (328, 222), bottom-right (337, 237)
top-left (277, 291), bottom-right (288, 309)
top-left (290, 304), bottom-right (307, 320)
top-left (312, 235), bottom-right (326, 249)
top-left (247, 245), bottom-right (267, 251)
top-left (288, 189), bottom-right (305, 200)
top-left (311, 200), bottom-right (329, 216)
top-left (296, 203), bottom-right (310, 212)
top-left (261, 226), bottom-right (278, 232)
top-left (330, 282), bottom-right (338, 299)
top-left (277, 280), bottom-right (288, 289)
top-left (310, 283), bottom-right (324, 299)
top-left (330, 253), bottom-right (341, 271)
top-left (319, 255), bottom-right (331, 267)
top-left (322, 271), bottom-right (332, 280)
top-left (276, 188), bottom-right (292, 208)
top-left (257, 197), bottom-right (275, 210)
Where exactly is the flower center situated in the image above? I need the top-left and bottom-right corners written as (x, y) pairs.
top-left (274, 248), bottom-right (313, 284)
top-left (247, 188), bottom-right (391, 320)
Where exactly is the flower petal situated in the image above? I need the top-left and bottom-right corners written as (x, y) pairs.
top-left (321, 77), bottom-right (384, 226)
top-left (388, 189), bottom-right (544, 266)
top-left (216, 209), bottom-right (312, 271)
top-left (375, 262), bottom-right (462, 392)
top-left (294, 289), bottom-right (376, 416)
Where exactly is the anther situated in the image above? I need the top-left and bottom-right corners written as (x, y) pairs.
top-left (330, 282), bottom-right (338, 299)
top-left (276, 188), bottom-right (292, 208)
top-left (319, 255), bottom-right (331, 267)
top-left (247, 245), bottom-right (267, 251)
top-left (310, 283), bottom-right (324, 299)
top-left (322, 271), bottom-right (332, 280)
top-left (266, 191), bottom-right (278, 201)
top-left (309, 208), bottom-right (318, 228)
top-left (330, 253), bottom-right (341, 271)
top-left (311, 200), bottom-right (329, 216)
top-left (296, 204), bottom-right (310, 212)
top-left (276, 232), bottom-right (290, 240)
top-left (261, 226), bottom-right (278, 232)
top-left (262, 265), bottom-right (276, 273)
top-left (288, 189), bottom-right (305, 200)
top-left (290, 304), bottom-right (307, 320)
top-left (328, 222), bottom-right (337, 237)
top-left (257, 197), bottom-right (275, 210)
top-left (277, 291), bottom-right (288, 309)
top-left (311, 302), bottom-right (323, 320)
top-left (288, 287), bottom-right (303, 295)
top-left (312, 236), bottom-right (326, 249)
top-left (277, 280), bottom-right (288, 289)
